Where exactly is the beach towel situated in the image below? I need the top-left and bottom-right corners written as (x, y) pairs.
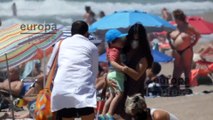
top-left (21, 60), bottom-right (40, 79)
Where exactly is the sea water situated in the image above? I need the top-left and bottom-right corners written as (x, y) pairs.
top-left (0, 0), bottom-right (213, 26)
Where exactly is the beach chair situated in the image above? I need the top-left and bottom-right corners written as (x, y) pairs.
top-left (191, 53), bottom-right (213, 86)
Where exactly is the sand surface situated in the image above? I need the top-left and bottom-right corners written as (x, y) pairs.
top-left (147, 53), bottom-right (213, 120)
top-left (146, 85), bottom-right (213, 120)
top-left (1, 41), bottom-right (213, 120)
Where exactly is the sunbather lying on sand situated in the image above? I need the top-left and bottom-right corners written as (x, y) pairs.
top-left (0, 67), bottom-right (43, 98)
top-left (0, 68), bottom-right (24, 96)
top-left (0, 67), bottom-right (43, 119)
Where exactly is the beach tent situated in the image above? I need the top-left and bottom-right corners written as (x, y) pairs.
top-left (99, 49), bottom-right (173, 63)
top-left (90, 10), bottom-right (175, 32)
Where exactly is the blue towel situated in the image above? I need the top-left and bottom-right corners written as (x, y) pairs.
top-left (21, 60), bottom-right (40, 79)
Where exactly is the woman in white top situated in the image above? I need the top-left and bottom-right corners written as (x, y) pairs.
top-left (125, 93), bottom-right (179, 120)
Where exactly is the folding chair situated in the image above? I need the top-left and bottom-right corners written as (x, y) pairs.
top-left (192, 53), bottom-right (213, 86)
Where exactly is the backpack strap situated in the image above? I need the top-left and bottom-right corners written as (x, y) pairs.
top-left (45, 40), bottom-right (63, 89)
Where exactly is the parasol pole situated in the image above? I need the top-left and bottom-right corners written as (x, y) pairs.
top-left (43, 21), bottom-right (46, 88)
top-left (5, 53), bottom-right (15, 120)
top-left (43, 49), bottom-right (46, 88)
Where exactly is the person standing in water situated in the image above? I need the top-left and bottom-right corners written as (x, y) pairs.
top-left (167, 9), bottom-right (200, 87)
top-left (161, 8), bottom-right (172, 21)
top-left (12, 2), bottom-right (17, 16)
top-left (99, 11), bottom-right (105, 19)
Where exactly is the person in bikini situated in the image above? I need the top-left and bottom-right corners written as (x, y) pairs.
top-left (167, 9), bottom-right (200, 87)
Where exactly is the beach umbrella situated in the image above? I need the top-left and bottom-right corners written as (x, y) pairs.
top-left (0, 24), bottom-right (46, 55)
top-left (0, 30), bottom-right (62, 101)
top-left (151, 49), bottom-right (173, 62)
top-left (90, 10), bottom-right (175, 32)
top-left (99, 49), bottom-right (173, 63)
top-left (171, 16), bottom-right (213, 34)
top-left (99, 52), bottom-right (107, 63)
top-left (0, 24), bottom-right (62, 119)
top-left (0, 31), bottom-right (63, 70)
top-left (187, 16), bottom-right (213, 34)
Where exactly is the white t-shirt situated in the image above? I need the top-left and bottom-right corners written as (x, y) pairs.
top-left (49, 34), bottom-right (98, 112)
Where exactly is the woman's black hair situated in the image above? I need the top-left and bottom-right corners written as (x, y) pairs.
top-left (123, 23), bottom-right (153, 68)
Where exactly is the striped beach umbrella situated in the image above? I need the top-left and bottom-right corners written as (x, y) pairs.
top-left (0, 25), bottom-right (63, 70)
top-left (0, 24), bottom-right (62, 118)
top-left (0, 24), bottom-right (48, 55)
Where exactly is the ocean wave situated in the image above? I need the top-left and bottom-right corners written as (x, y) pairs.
top-left (0, 17), bottom-right (38, 27)
top-left (0, 0), bottom-right (213, 17)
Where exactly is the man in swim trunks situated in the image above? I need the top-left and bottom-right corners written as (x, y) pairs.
top-left (167, 9), bottom-right (200, 87)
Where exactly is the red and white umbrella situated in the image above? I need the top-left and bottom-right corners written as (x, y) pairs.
top-left (171, 16), bottom-right (213, 34)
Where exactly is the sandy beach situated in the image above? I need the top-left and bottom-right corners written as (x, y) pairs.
top-left (146, 85), bottom-right (213, 120)
top-left (147, 58), bottom-right (213, 120)
top-left (1, 48), bottom-right (213, 120)
top-left (0, 0), bottom-right (213, 119)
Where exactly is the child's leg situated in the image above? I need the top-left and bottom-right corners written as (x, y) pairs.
top-left (102, 92), bottom-right (114, 115)
top-left (107, 92), bottom-right (123, 115)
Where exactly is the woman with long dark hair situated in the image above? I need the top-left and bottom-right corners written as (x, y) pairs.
top-left (123, 23), bottom-right (153, 96)
top-left (115, 23), bottom-right (153, 119)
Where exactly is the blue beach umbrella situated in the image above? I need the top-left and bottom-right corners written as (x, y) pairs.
top-left (99, 49), bottom-right (173, 63)
top-left (90, 10), bottom-right (175, 32)
top-left (151, 49), bottom-right (173, 62)
top-left (99, 52), bottom-right (107, 63)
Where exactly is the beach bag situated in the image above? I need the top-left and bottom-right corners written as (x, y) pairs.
top-left (34, 41), bottom-right (62, 120)
top-left (147, 82), bottom-right (162, 96)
